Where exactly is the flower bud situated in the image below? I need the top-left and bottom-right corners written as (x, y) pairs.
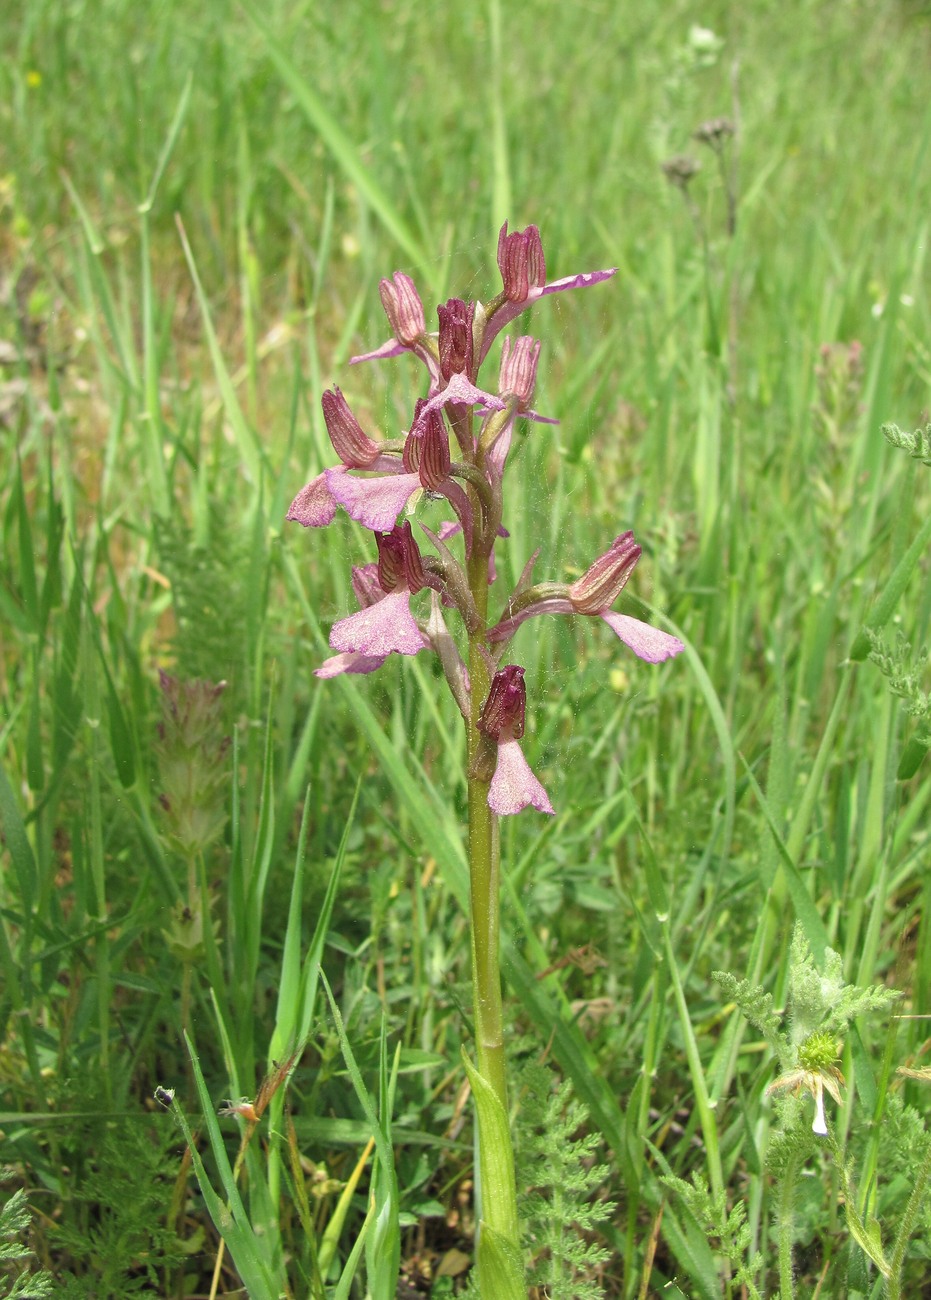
top-left (379, 271), bottom-right (425, 346)
top-left (499, 336), bottom-right (541, 408)
top-left (321, 388), bottom-right (380, 467)
top-left (496, 222), bottom-right (546, 303)
top-left (694, 116), bottom-right (735, 149)
top-left (478, 664), bottom-right (526, 741)
top-left (155, 673), bottom-right (230, 857)
top-left (375, 522), bottom-right (426, 594)
top-left (437, 297), bottom-right (475, 382)
top-left (661, 155), bottom-right (701, 190)
top-left (568, 533), bottom-right (641, 614)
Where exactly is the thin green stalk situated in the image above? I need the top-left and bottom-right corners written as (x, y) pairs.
top-left (777, 1149), bottom-right (802, 1300)
top-left (661, 923), bottom-right (724, 1206)
top-left (82, 614), bottom-right (111, 1099)
top-left (465, 483), bottom-right (522, 1294)
top-left (467, 787), bottom-right (508, 1102)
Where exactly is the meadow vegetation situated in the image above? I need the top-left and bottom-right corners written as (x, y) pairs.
top-left (1, 0), bottom-right (931, 1295)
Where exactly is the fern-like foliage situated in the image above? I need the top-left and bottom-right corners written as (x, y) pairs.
top-left (514, 1059), bottom-right (616, 1300)
top-left (865, 630), bottom-right (931, 736)
top-left (45, 1123), bottom-right (184, 1297)
top-left (0, 1189), bottom-right (54, 1300)
top-left (661, 1171), bottom-right (764, 1298)
top-left (154, 509), bottom-right (254, 699)
top-left (786, 925), bottom-right (900, 1044)
top-left (882, 420), bottom-right (931, 466)
top-left (712, 970), bottom-right (787, 1058)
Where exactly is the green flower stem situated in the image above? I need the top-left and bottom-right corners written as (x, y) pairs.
top-left (777, 1147), bottom-right (802, 1300)
top-left (465, 531), bottom-right (522, 1285)
top-left (467, 739), bottom-right (507, 1107)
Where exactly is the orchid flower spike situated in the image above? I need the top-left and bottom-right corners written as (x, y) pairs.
top-left (288, 222), bottom-right (680, 818)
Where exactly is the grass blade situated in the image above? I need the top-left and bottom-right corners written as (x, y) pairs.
top-left (238, 0), bottom-right (437, 294)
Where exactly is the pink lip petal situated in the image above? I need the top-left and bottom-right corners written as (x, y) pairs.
top-left (330, 588), bottom-right (429, 658)
top-left (326, 468), bottom-right (422, 531)
top-left (286, 470), bottom-right (341, 528)
top-left (598, 611), bottom-right (685, 663)
top-left (418, 372), bottom-right (506, 419)
top-left (488, 739), bottom-right (554, 816)
top-left (315, 652), bottom-right (388, 678)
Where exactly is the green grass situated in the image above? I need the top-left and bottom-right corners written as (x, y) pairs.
top-left (2, 0), bottom-right (931, 1295)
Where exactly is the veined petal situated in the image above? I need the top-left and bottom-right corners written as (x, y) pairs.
top-left (350, 337), bottom-right (443, 393)
top-left (286, 470), bottom-right (340, 527)
top-left (326, 468), bottom-right (421, 530)
top-left (521, 408), bottom-right (559, 425)
top-left (330, 588), bottom-right (429, 657)
top-left (486, 596), bottom-right (574, 642)
top-left (489, 739), bottom-right (554, 816)
top-left (379, 271), bottom-right (425, 345)
top-left (540, 268), bottom-right (618, 296)
top-left (349, 337), bottom-right (408, 364)
top-left (599, 611), bottom-right (685, 662)
top-left (315, 651), bottom-right (388, 678)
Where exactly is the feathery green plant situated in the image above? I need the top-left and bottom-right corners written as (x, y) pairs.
top-left (0, 1190), bottom-right (54, 1300)
top-left (515, 1058), bottom-right (616, 1299)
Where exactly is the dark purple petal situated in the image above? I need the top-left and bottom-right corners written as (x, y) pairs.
top-left (437, 297), bottom-right (475, 381)
top-left (330, 589), bottom-right (429, 657)
top-left (375, 522), bottom-right (427, 594)
top-left (598, 612), bottom-right (685, 662)
top-left (351, 563), bottom-right (383, 608)
top-left (417, 409), bottom-right (452, 488)
top-left (489, 739), bottom-right (554, 816)
top-left (478, 665), bottom-right (526, 740)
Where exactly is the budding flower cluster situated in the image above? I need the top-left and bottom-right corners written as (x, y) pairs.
top-left (155, 672), bottom-right (230, 856)
top-left (288, 225), bottom-right (684, 813)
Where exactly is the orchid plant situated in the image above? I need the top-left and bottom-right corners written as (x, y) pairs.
top-left (288, 224), bottom-right (684, 1297)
